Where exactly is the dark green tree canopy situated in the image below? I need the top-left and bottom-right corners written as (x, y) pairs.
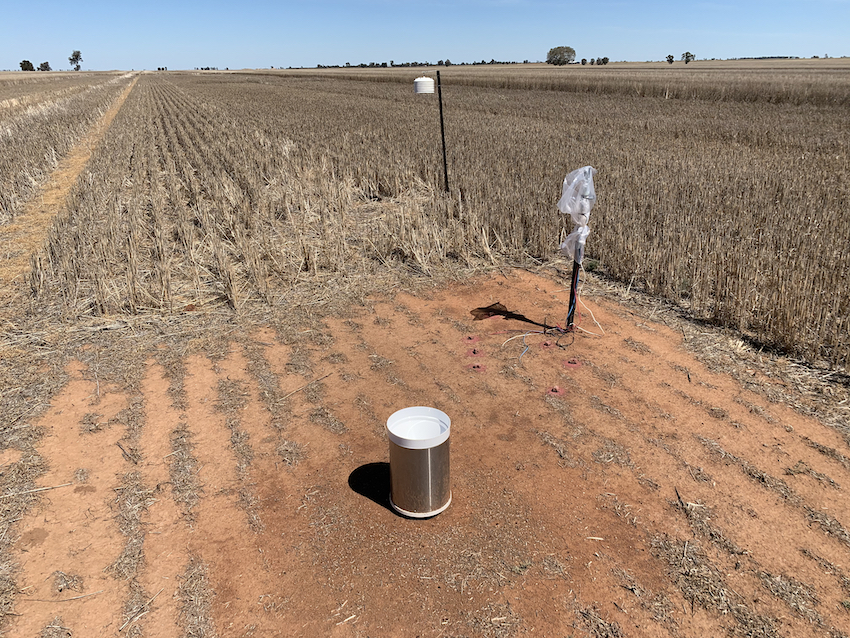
top-left (69, 50), bottom-right (82, 71)
top-left (38, 61), bottom-right (51, 71)
top-left (546, 46), bottom-right (576, 66)
top-left (20, 60), bottom-right (34, 71)
top-left (682, 51), bottom-right (695, 64)
top-left (666, 54), bottom-right (675, 64)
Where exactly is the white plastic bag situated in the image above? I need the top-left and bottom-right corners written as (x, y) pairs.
top-left (558, 166), bottom-right (597, 263)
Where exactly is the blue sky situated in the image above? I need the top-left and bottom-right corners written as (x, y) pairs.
top-left (3, 0), bottom-right (848, 70)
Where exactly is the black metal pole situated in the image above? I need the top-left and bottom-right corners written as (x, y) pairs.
top-left (436, 70), bottom-right (449, 192)
top-left (567, 259), bottom-right (580, 328)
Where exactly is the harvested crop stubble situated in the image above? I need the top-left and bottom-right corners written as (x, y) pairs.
top-left (0, 74), bottom-right (107, 120)
top-left (652, 536), bottom-right (778, 637)
top-left (177, 556), bottom-right (217, 638)
top-left (31, 74), bottom-right (470, 322)
top-left (31, 69), bottom-right (847, 367)
top-left (0, 73), bottom-right (131, 226)
top-left (289, 60), bottom-right (850, 106)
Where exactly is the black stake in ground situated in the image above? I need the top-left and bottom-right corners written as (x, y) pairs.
top-left (437, 70), bottom-right (449, 192)
top-left (567, 259), bottom-right (580, 328)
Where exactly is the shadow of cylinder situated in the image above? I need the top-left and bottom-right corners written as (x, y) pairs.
top-left (348, 462), bottom-right (397, 514)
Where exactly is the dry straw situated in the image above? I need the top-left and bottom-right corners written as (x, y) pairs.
top-left (20, 69), bottom-right (847, 368)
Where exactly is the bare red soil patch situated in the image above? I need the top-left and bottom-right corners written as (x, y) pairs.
top-left (6, 269), bottom-right (850, 637)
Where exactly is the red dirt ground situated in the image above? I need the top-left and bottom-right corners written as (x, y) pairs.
top-left (6, 269), bottom-right (850, 637)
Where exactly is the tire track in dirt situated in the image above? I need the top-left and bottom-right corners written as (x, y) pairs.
top-left (7, 362), bottom-right (129, 637)
top-left (0, 73), bottom-right (138, 291)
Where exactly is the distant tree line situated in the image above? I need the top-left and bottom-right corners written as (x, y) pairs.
top-left (18, 50), bottom-right (81, 71)
top-left (734, 56), bottom-right (800, 60)
top-left (317, 59), bottom-right (525, 69)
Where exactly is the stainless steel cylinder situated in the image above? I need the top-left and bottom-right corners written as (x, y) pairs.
top-left (387, 407), bottom-right (451, 518)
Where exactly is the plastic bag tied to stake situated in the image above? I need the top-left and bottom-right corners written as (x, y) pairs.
top-left (558, 166), bottom-right (597, 264)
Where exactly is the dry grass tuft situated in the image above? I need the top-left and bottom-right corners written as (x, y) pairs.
top-left (698, 436), bottom-right (794, 500)
top-left (590, 396), bottom-right (624, 420)
top-left (535, 430), bottom-right (577, 467)
top-left (592, 438), bottom-right (632, 467)
top-left (578, 607), bottom-right (623, 638)
top-left (216, 379), bottom-right (263, 531)
top-left (277, 439), bottom-right (305, 467)
top-left (169, 422), bottom-right (202, 521)
top-left (215, 379), bottom-right (249, 414)
top-left (79, 412), bottom-right (105, 434)
top-left (227, 425), bottom-right (253, 473)
top-left (804, 508), bottom-right (850, 550)
top-left (674, 494), bottom-right (746, 555)
top-left (543, 394), bottom-right (576, 427)
top-left (52, 571), bottom-right (83, 594)
top-left (802, 438), bottom-right (850, 471)
top-left (0, 450), bottom-right (48, 618)
top-left (286, 348), bottom-right (314, 377)
top-left (623, 337), bottom-right (651, 354)
top-left (309, 407), bottom-right (347, 434)
top-left (107, 471), bottom-right (155, 580)
top-left (468, 601), bottom-right (522, 638)
top-left (800, 548), bottom-right (850, 596)
top-left (759, 571), bottom-right (821, 625)
top-left (785, 460), bottom-right (839, 489)
top-left (613, 568), bottom-right (677, 625)
top-left (177, 556), bottom-right (217, 638)
top-left (121, 580), bottom-right (149, 638)
top-left (155, 345), bottom-right (188, 410)
top-left (38, 616), bottom-right (72, 638)
top-left (542, 555), bottom-right (568, 579)
top-left (302, 380), bottom-right (326, 404)
top-left (242, 340), bottom-right (288, 430)
top-left (652, 535), bottom-right (778, 637)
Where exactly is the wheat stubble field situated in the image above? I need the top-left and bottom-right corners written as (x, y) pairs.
top-left (0, 62), bottom-right (849, 637)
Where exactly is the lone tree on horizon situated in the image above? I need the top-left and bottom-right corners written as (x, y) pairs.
top-left (546, 46), bottom-right (576, 66)
top-left (38, 61), bottom-right (51, 71)
top-left (20, 60), bottom-right (34, 71)
top-left (682, 51), bottom-right (695, 64)
top-left (69, 50), bottom-right (82, 71)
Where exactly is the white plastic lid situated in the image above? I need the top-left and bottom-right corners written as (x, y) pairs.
top-left (387, 406), bottom-right (450, 449)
